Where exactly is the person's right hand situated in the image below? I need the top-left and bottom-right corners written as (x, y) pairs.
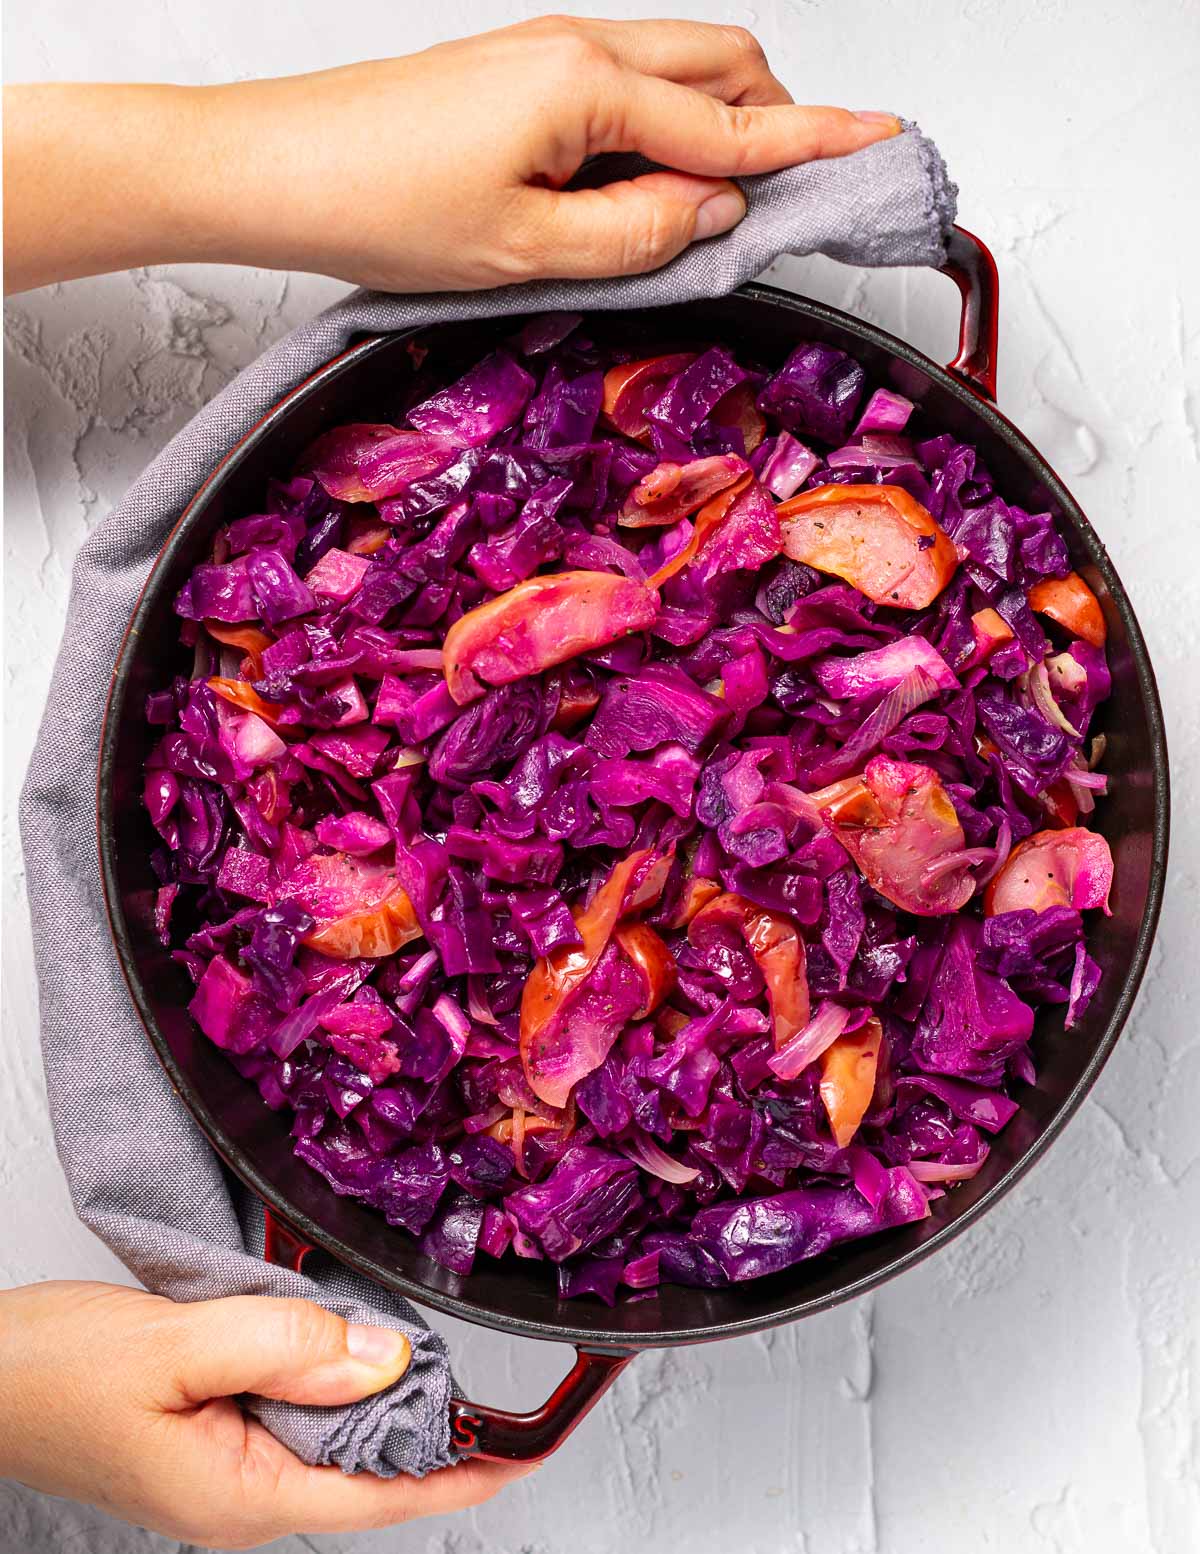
top-left (200, 14), bottom-right (899, 292)
top-left (5, 15), bottom-right (900, 294)
top-left (0, 1280), bottom-right (531, 1548)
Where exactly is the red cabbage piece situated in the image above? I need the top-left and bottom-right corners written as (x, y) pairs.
top-left (585, 663), bottom-right (728, 757)
top-left (646, 1168), bottom-right (928, 1286)
top-left (246, 548), bottom-right (318, 625)
top-left (854, 388), bottom-right (914, 436)
top-left (813, 637), bottom-right (958, 702)
top-left (646, 347), bottom-right (753, 444)
top-left (175, 559), bottom-right (256, 622)
top-left (305, 426), bottom-right (458, 504)
top-left (418, 1193), bottom-right (487, 1274)
top-left (150, 314), bottom-right (1113, 1298)
top-left (755, 432), bottom-right (820, 500)
top-left (407, 351), bottom-right (535, 446)
top-left (505, 1145), bottom-right (641, 1259)
top-left (756, 342), bottom-right (866, 445)
top-left (911, 919), bottom-right (1035, 1081)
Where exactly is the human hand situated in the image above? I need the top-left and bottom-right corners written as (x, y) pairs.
top-left (0, 1280), bottom-right (529, 1548)
top-left (197, 15), bottom-right (900, 291)
top-left (4, 16), bottom-right (899, 294)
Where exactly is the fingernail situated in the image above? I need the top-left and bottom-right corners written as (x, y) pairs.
top-left (854, 111), bottom-right (902, 132)
top-left (345, 1324), bottom-right (411, 1371)
top-left (694, 190), bottom-right (746, 241)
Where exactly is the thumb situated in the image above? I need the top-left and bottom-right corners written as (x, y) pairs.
top-left (526, 170), bottom-right (747, 280)
top-left (162, 1295), bottom-right (412, 1409)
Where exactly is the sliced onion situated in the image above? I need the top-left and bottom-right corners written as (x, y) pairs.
top-left (1046, 650), bottom-right (1087, 696)
top-left (463, 1102), bottom-right (508, 1134)
top-left (825, 442), bottom-right (920, 474)
top-left (1026, 661), bottom-right (1080, 738)
top-left (861, 432), bottom-right (918, 462)
top-left (385, 649), bottom-right (446, 672)
top-left (621, 1133), bottom-right (700, 1184)
top-left (907, 1150), bottom-right (989, 1184)
top-left (393, 948), bottom-right (438, 992)
top-left (1065, 941), bottom-right (1100, 1029)
top-left (467, 978), bottom-right (500, 1026)
top-left (768, 1001), bottom-right (854, 1082)
top-left (432, 992), bottom-right (472, 1045)
top-left (919, 846), bottom-right (995, 889)
top-left (975, 813), bottom-right (1013, 886)
top-left (511, 1107), bottom-right (528, 1179)
top-left (1063, 757), bottom-right (1106, 818)
top-left (805, 666), bottom-right (940, 786)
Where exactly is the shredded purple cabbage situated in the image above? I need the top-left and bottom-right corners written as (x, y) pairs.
top-left (145, 317), bottom-right (1114, 1300)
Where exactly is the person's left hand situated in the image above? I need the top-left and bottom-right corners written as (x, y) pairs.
top-left (0, 1280), bottom-right (530, 1548)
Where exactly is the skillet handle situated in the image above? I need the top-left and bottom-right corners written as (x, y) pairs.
top-left (263, 1206), bottom-right (315, 1273)
top-left (449, 1348), bottom-right (634, 1461)
top-left (939, 225), bottom-right (1000, 402)
top-left (261, 1207), bottom-right (634, 1463)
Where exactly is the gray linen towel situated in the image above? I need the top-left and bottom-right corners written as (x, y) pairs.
top-left (18, 127), bottom-right (956, 1479)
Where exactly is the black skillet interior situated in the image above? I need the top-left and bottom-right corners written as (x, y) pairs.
top-left (99, 285), bottom-right (1168, 1349)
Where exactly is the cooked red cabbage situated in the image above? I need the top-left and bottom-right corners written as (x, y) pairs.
top-left (146, 316), bottom-right (1114, 1301)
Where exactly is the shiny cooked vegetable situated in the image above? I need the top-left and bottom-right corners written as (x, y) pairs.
top-left (147, 317), bottom-right (1114, 1299)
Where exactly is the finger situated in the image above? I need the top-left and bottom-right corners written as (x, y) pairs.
top-left (242, 1420), bottom-right (535, 1536)
top-left (567, 16), bottom-right (793, 105)
top-left (525, 170), bottom-right (746, 281)
top-left (601, 77), bottom-right (901, 176)
top-left (164, 1296), bottom-right (411, 1408)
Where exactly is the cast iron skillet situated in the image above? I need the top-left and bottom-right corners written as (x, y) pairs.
top-left (98, 231), bottom-right (1169, 1461)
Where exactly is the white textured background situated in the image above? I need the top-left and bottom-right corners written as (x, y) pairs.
top-left (3, 3), bottom-right (1198, 1551)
